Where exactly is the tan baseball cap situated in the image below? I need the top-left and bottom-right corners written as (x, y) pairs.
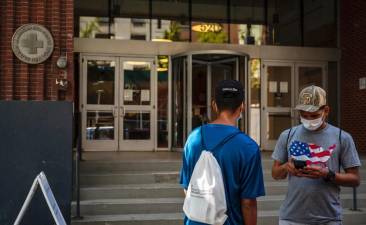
top-left (295, 85), bottom-right (326, 112)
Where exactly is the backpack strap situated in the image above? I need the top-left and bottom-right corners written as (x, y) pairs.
top-left (286, 128), bottom-right (293, 150)
top-left (200, 126), bottom-right (241, 152)
top-left (338, 128), bottom-right (342, 172)
top-left (200, 126), bottom-right (207, 150)
top-left (286, 127), bottom-right (298, 150)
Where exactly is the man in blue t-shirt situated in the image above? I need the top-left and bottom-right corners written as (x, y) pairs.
top-left (180, 80), bottom-right (265, 225)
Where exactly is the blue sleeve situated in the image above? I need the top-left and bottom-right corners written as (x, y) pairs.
top-left (240, 147), bottom-right (266, 199)
top-left (179, 143), bottom-right (190, 190)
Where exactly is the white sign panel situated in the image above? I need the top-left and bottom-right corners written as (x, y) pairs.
top-left (13, 172), bottom-right (67, 225)
top-left (269, 81), bottom-right (277, 93)
top-left (141, 89), bottom-right (150, 102)
top-left (280, 81), bottom-right (288, 93)
top-left (360, 77), bottom-right (366, 90)
top-left (124, 90), bottom-right (133, 101)
top-left (38, 172), bottom-right (67, 225)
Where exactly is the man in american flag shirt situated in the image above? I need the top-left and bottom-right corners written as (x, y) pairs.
top-left (271, 86), bottom-right (361, 225)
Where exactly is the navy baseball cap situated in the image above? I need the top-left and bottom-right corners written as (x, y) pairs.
top-left (215, 80), bottom-right (244, 104)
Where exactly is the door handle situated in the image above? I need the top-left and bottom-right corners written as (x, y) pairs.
top-left (112, 106), bottom-right (118, 118)
top-left (120, 106), bottom-right (125, 117)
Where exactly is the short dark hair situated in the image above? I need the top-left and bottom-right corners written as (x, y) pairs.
top-left (215, 98), bottom-right (243, 113)
top-left (214, 80), bottom-right (244, 113)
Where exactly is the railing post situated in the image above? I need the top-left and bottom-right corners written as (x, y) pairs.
top-left (73, 112), bottom-right (83, 219)
top-left (351, 187), bottom-right (358, 211)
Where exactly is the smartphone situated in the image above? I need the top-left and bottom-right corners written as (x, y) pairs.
top-left (293, 160), bottom-right (307, 169)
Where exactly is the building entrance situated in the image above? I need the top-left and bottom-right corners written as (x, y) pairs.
top-left (171, 51), bottom-right (248, 150)
top-left (260, 61), bottom-right (327, 150)
top-left (81, 56), bottom-right (156, 151)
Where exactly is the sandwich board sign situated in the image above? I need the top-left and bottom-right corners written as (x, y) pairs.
top-left (13, 171), bottom-right (67, 225)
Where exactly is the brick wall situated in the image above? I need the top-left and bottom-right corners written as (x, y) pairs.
top-left (340, 0), bottom-right (366, 152)
top-left (0, 0), bottom-right (73, 101)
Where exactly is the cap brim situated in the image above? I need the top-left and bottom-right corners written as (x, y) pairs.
top-left (295, 104), bottom-right (320, 112)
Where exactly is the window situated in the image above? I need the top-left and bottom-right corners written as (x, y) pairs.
top-left (267, 0), bottom-right (302, 46)
top-left (303, 0), bottom-right (337, 47)
top-left (74, 0), bottom-right (338, 48)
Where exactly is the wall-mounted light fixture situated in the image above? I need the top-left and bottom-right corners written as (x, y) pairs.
top-left (56, 54), bottom-right (67, 69)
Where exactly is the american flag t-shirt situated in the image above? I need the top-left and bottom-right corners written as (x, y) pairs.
top-left (289, 141), bottom-right (336, 166)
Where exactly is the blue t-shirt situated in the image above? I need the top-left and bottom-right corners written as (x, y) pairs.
top-left (180, 124), bottom-right (265, 225)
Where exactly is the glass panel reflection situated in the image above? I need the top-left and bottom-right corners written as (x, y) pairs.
top-left (151, 20), bottom-right (190, 42)
top-left (80, 17), bottom-right (111, 38)
top-left (210, 60), bottom-right (236, 121)
top-left (172, 57), bottom-right (185, 148)
top-left (112, 18), bottom-right (149, 40)
top-left (230, 24), bottom-right (265, 45)
top-left (157, 56), bottom-right (169, 148)
top-left (123, 61), bottom-right (151, 105)
top-left (123, 111), bottom-right (151, 140)
top-left (250, 59), bottom-right (261, 144)
top-left (268, 113), bottom-right (292, 140)
top-left (87, 60), bottom-right (115, 105)
top-left (267, 66), bottom-right (292, 107)
top-left (86, 111), bottom-right (115, 140)
top-left (298, 67), bottom-right (323, 91)
top-left (191, 62), bottom-right (208, 130)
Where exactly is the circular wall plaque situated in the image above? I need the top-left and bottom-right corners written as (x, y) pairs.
top-left (12, 24), bottom-right (54, 64)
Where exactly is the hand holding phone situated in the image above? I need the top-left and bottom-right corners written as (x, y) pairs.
top-left (293, 160), bottom-right (307, 169)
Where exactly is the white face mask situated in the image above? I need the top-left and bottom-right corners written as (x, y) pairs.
top-left (300, 114), bottom-right (324, 131)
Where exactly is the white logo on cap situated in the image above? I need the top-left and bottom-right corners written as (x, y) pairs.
top-left (222, 88), bottom-right (238, 92)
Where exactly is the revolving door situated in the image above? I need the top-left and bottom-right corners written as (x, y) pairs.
top-left (172, 51), bottom-right (248, 149)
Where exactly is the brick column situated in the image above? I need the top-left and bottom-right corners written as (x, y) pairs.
top-left (0, 0), bottom-right (74, 101)
top-left (340, 0), bottom-right (366, 152)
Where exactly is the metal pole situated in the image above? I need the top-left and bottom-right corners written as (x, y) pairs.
top-left (73, 112), bottom-right (83, 219)
top-left (351, 187), bottom-right (358, 211)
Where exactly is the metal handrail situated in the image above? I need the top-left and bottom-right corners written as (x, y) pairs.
top-left (351, 187), bottom-right (359, 211)
top-left (73, 111), bottom-right (83, 219)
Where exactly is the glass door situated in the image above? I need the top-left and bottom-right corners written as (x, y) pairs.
top-left (82, 56), bottom-right (119, 151)
top-left (295, 63), bottom-right (327, 124)
top-left (261, 62), bottom-right (295, 150)
top-left (119, 59), bottom-right (155, 151)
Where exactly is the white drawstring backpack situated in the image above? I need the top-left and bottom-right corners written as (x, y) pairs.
top-left (183, 127), bottom-right (241, 225)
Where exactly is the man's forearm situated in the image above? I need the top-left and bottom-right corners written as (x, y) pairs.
top-left (332, 172), bottom-right (360, 187)
top-left (241, 199), bottom-right (257, 225)
top-left (272, 163), bottom-right (288, 180)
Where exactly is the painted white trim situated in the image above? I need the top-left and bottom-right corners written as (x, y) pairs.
top-left (261, 61), bottom-right (295, 151)
top-left (81, 55), bottom-right (119, 151)
top-left (118, 58), bottom-right (155, 151)
top-left (294, 62), bottom-right (328, 125)
top-left (74, 38), bottom-right (340, 62)
top-left (187, 54), bottom-right (192, 135)
top-left (207, 63), bottom-right (212, 121)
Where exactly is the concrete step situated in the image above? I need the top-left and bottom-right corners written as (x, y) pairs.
top-left (72, 209), bottom-right (366, 225)
top-left (80, 161), bottom-right (182, 173)
top-left (80, 170), bottom-right (366, 186)
top-left (80, 160), bottom-right (274, 173)
top-left (79, 183), bottom-right (184, 200)
top-left (77, 182), bottom-right (366, 201)
top-left (71, 194), bottom-right (366, 215)
top-left (80, 172), bottom-right (180, 186)
top-left (79, 158), bottom-right (366, 173)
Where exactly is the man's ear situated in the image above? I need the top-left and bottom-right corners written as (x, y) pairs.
top-left (212, 100), bottom-right (218, 113)
top-left (240, 102), bottom-right (245, 112)
top-left (324, 105), bottom-right (330, 116)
